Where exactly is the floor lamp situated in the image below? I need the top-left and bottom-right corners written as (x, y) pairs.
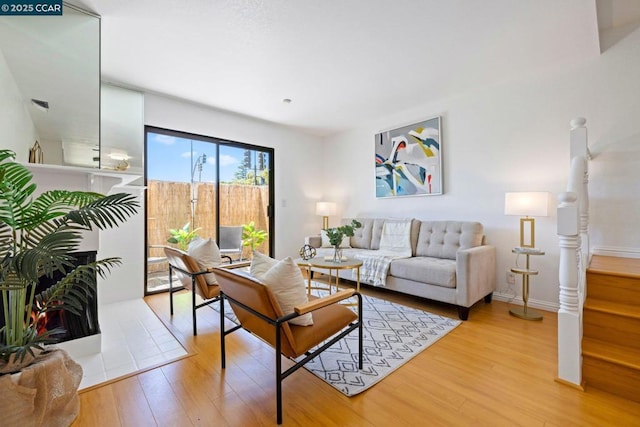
top-left (504, 191), bottom-right (549, 321)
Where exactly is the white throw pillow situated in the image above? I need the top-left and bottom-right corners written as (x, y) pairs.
top-left (187, 237), bottom-right (222, 285)
top-left (320, 230), bottom-right (352, 248)
top-left (260, 257), bottom-right (313, 326)
top-left (250, 250), bottom-right (279, 278)
top-left (379, 220), bottom-right (412, 256)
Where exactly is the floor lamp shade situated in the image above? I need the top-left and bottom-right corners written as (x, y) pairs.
top-left (504, 192), bottom-right (549, 248)
top-left (316, 202), bottom-right (336, 229)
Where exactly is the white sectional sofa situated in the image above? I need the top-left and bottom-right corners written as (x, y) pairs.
top-left (306, 218), bottom-right (496, 320)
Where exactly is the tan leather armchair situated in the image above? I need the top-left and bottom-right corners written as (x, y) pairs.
top-left (213, 267), bottom-right (363, 425)
top-left (164, 247), bottom-right (231, 336)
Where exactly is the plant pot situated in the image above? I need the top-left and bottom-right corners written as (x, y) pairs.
top-left (0, 350), bottom-right (40, 375)
top-left (0, 349), bottom-right (82, 427)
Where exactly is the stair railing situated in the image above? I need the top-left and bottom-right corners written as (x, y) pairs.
top-left (556, 117), bottom-right (590, 388)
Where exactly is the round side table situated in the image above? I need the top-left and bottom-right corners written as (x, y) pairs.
top-left (510, 248), bottom-right (544, 321)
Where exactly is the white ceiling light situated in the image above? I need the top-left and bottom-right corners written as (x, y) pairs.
top-left (108, 152), bottom-right (130, 161)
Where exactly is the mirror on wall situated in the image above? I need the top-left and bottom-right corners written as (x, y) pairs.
top-left (101, 83), bottom-right (144, 174)
top-left (0, 3), bottom-right (100, 167)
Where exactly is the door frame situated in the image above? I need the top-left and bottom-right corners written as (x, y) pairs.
top-left (143, 125), bottom-right (275, 295)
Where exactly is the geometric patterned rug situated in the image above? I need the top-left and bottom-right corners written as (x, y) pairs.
top-left (302, 289), bottom-right (461, 396)
top-left (212, 284), bottom-right (461, 396)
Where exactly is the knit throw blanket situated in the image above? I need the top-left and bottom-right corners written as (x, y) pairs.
top-left (355, 252), bottom-right (401, 286)
top-left (355, 219), bottom-right (413, 286)
top-left (314, 219), bottom-right (413, 286)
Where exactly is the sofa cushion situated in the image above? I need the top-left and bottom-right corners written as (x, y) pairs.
top-left (410, 219), bottom-right (421, 256)
top-left (369, 219), bottom-right (386, 250)
top-left (346, 218), bottom-right (421, 252)
top-left (344, 218), bottom-right (374, 249)
top-left (389, 257), bottom-right (457, 288)
top-left (416, 221), bottom-right (484, 260)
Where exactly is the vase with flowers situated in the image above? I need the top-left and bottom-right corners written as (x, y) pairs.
top-left (322, 219), bottom-right (362, 263)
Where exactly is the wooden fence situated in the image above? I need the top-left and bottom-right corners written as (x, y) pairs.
top-left (147, 181), bottom-right (269, 267)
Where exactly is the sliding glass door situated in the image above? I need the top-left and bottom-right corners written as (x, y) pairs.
top-left (144, 127), bottom-right (273, 294)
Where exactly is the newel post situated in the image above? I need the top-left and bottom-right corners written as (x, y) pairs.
top-left (556, 191), bottom-right (583, 387)
top-left (569, 117), bottom-right (590, 261)
top-left (570, 117), bottom-right (589, 160)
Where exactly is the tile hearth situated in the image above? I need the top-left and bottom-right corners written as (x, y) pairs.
top-left (72, 299), bottom-right (188, 390)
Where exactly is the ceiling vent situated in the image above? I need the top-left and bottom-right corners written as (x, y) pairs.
top-left (31, 99), bottom-right (49, 111)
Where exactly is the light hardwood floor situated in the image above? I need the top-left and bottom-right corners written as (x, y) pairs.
top-left (73, 278), bottom-right (640, 426)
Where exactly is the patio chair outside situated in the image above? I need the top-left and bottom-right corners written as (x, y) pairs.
top-left (219, 226), bottom-right (243, 261)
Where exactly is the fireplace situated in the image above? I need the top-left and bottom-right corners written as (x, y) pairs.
top-left (0, 251), bottom-right (100, 343)
top-left (19, 164), bottom-right (145, 358)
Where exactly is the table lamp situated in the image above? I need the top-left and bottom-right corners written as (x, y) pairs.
top-left (315, 202), bottom-right (336, 229)
top-left (504, 192), bottom-right (549, 248)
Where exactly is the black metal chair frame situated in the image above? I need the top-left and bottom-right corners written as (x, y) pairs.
top-left (167, 254), bottom-right (232, 336)
top-left (220, 290), bottom-right (363, 425)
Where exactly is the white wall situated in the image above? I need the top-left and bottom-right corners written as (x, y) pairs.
top-left (0, 49), bottom-right (37, 161)
top-left (144, 93), bottom-right (325, 259)
top-left (320, 28), bottom-right (640, 309)
top-left (586, 26), bottom-right (640, 255)
top-left (97, 180), bottom-right (145, 304)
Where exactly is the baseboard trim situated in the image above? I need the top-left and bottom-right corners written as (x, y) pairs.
top-left (592, 246), bottom-right (640, 259)
top-left (554, 376), bottom-right (585, 391)
top-left (493, 291), bottom-right (559, 313)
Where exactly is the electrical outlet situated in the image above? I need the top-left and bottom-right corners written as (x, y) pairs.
top-left (506, 271), bottom-right (516, 285)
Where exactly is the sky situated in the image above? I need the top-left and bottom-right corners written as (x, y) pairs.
top-left (146, 132), bottom-right (251, 183)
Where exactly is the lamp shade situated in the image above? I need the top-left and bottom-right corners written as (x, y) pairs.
top-left (315, 202), bottom-right (337, 216)
top-left (504, 192), bottom-right (549, 217)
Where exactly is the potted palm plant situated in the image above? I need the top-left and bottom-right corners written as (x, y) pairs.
top-left (0, 149), bottom-right (140, 373)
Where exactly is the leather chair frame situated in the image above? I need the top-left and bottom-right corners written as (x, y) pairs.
top-left (214, 267), bottom-right (363, 425)
top-left (165, 247), bottom-right (232, 336)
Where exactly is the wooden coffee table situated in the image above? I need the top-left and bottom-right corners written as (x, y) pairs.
top-left (295, 257), bottom-right (362, 295)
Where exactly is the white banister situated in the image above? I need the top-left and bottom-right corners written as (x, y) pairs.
top-left (567, 155), bottom-right (590, 290)
top-left (557, 118), bottom-right (590, 388)
top-left (557, 191), bottom-right (582, 386)
top-left (570, 117), bottom-right (591, 160)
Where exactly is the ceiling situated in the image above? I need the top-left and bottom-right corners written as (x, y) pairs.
top-left (32, 1), bottom-right (640, 138)
top-left (0, 5), bottom-right (100, 148)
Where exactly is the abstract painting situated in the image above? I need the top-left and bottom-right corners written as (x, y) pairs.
top-left (375, 116), bottom-right (442, 197)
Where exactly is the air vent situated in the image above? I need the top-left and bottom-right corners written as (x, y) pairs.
top-left (31, 99), bottom-right (49, 111)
